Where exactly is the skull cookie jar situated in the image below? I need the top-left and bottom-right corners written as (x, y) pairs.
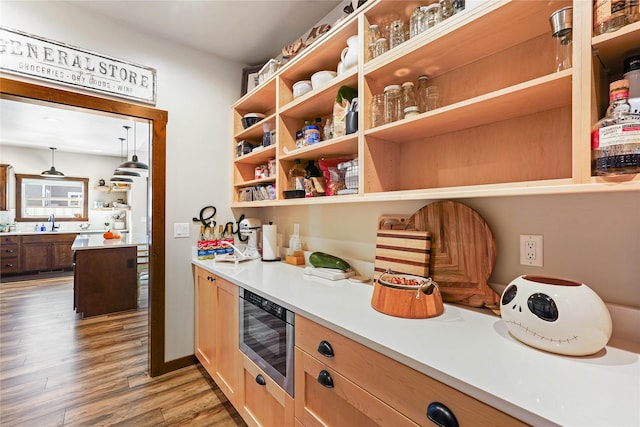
top-left (500, 275), bottom-right (612, 356)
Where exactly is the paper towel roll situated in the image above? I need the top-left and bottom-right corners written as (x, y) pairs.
top-left (262, 224), bottom-right (278, 261)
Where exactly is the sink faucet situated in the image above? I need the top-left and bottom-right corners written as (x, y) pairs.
top-left (48, 214), bottom-right (59, 232)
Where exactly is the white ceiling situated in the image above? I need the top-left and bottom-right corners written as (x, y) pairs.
top-left (0, 0), bottom-right (344, 157)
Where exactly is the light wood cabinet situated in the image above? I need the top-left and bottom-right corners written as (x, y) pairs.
top-left (295, 315), bottom-right (526, 427)
top-left (193, 267), bottom-right (240, 407)
top-left (214, 275), bottom-right (240, 407)
top-left (239, 353), bottom-right (295, 427)
top-left (231, 0), bottom-right (640, 207)
top-left (195, 267), bottom-right (216, 374)
top-left (21, 233), bottom-right (77, 273)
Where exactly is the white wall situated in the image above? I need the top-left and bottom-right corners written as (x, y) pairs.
top-left (1, 1), bottom-right (243, 361)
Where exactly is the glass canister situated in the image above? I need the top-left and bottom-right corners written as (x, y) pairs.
top-left (369, 24), bottom-right (381, 44)
top-left (424, 4), bottom-right (443, 29)
top-left (416, 75), bottom-right (429, 113)
top-left (389, 19), bottom-right (406, 49)
top-left (440, 0), bottom-right (454, 20)
top-left (410, 7), bottom-right (425, 38)
top-left (384, 84), bottom-right (403, 123)
top-left (401, 81), bottom-right (417, 110)
top-left (375, 38), bottom-right (389, 57)
top-left (370, 93), bottom-right (385, 128)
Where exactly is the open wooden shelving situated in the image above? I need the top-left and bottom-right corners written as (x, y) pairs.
top-left (230, 0), bottom-right (640, 207)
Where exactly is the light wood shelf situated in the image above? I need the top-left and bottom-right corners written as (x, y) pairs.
top-left (229, 0), bottom-right (640, 207)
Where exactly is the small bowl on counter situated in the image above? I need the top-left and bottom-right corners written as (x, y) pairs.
top-left (311, 71), bottom-right (337, 90)
top-left (293, 80), bottom-right (313, 99)
top-left (241, 113), bottom-right (266, 129)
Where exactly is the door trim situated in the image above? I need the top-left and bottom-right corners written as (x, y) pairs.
top-left (1, 76), bottom-right (173, 376)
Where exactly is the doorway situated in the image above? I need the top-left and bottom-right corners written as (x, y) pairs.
top-left (1, 77), bottom-right (170, 377)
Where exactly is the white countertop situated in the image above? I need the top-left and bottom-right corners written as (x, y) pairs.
top-left (192, 257), bottom-right (640, 427)
top-left (72, 233), bottom-right (148, 250)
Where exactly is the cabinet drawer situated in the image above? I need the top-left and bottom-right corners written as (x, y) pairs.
top-left (1, 259), bottom-right (20, 274)
top-left (21, 233), bottom-right (77, 244)
top-left (240, 354), bottom-right (294, 427)
top-left (1, 235), bottom-right (20, 244)
top-left (295, 315), bottom-right (526, 427)
top-left (1, 243), bottom-right (19, 260)
top-left (294, 348), bottom-right (417, 427)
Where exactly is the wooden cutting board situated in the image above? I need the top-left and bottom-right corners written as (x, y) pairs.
top-left (407, 201), bottom-right (499, 308)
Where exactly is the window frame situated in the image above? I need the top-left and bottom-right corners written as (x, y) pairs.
top-left (15, 174), bottom-right (89, 222)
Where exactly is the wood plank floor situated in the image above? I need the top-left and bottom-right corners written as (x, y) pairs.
top-left (0, 274), bottom-right (247, 426)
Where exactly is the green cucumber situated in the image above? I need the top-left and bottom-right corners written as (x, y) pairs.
top-left (309, 252), bottom-right (350, 272)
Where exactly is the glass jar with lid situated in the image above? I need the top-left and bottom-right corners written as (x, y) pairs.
top-left (401, 81), bottom-right (417, 110)
top-left (410, 7), bottom-right (425, 38)
top-left (424, 4), bottom-right (443, 29)
top-left (389, 20), bottom-right (406, 49)
top-left (384, 85), bottom-right (403, 123)
top-left (416, 75), bottom-right (430, 113)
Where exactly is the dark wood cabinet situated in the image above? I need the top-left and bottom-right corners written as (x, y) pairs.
top-left (21, 233), bottom-right (78, 273)
top-left (0, 235), bottom-right (21, 276)
top-left (74, 246), bottom-right (137, 318)
top-left (0, 164), bottom-right (10, 211)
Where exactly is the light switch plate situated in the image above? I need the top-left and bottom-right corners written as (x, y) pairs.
top-left (174, 223), bottom-right (190, 238)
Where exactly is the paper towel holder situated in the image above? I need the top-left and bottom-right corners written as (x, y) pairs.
top-left (262, 221), bottom-right (281, 262)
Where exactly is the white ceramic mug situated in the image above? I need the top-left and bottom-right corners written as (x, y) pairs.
top-left (337, 61), bottom-right (346, 75)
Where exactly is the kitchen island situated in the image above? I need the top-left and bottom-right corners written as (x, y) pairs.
top-left (193, 257), bottom-right (640, 427)
top-left (72, 233), bottom-right (147, 318)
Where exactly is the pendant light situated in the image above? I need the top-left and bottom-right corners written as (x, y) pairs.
top-left (111, 136), bottom-right (140, 182)
top-left (117, 123), bottom-right (148, 171)
top-left (40, 147), bottom-right (65, 178)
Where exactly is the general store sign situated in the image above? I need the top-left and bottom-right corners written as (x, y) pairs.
top-left (0, 27), bottom-right (157, 104)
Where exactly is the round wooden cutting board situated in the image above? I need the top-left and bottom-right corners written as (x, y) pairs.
top-left (407, 201), bottom-right (499, 308)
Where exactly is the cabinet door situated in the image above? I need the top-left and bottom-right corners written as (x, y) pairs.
top-left (51, 238), bottom-right (75, 270)
top-left (294, 348), bottom-right (417, 427)
top-left (240, 354), bottom-right (294, 427)
top-left (215, 276), bottom-right (240, 407)
top-left (194, 267), bottom-right (216, 376)
top-left (21, 242), bottom-right (51, 272)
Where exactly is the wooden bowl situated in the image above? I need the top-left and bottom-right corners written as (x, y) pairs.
top-left (371, 273), bottom-right (444, 319)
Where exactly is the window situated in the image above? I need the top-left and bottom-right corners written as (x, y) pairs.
top-left (16, 174), bottom-right (89, 222)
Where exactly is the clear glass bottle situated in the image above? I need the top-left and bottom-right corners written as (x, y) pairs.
top-left (593, 0), bottom-right (628, 35)
top-left (591, 79), bottom-right (640, 175)
top-left (416, 75), bottom-right (430, 113)
top-left (384, 84), bottom-right (403, 123)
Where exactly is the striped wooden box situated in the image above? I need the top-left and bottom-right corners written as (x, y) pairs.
top-left (374, 230), bottom-right (431, 280)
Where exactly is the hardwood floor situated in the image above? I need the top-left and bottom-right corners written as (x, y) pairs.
top-left (0, 274), bottom-right (247, 426)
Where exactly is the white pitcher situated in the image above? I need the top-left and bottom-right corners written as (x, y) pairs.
top-left (340, 35), bottom-right (359, 70)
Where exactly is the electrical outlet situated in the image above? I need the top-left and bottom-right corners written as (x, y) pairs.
top-left (520, 235), bottom-right (543, 267)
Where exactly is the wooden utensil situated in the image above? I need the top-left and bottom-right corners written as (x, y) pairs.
top-left (407, 201), bottom-right (499, 309)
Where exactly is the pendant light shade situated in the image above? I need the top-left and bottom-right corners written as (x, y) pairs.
top-left (110, 176), bottom-right (134, 183)
top-left (117, 124), bottom-right (148, 171)
top-left (111, 137), bottom-right (140, 180)
top-left (41, 147), bottom-right (65, 178)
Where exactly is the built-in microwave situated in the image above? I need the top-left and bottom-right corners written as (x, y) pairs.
top-left (239, 288), bottom-right (294, 396)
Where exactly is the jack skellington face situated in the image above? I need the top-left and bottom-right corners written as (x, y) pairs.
top-left (500, 275), bottom-right (612, 356)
